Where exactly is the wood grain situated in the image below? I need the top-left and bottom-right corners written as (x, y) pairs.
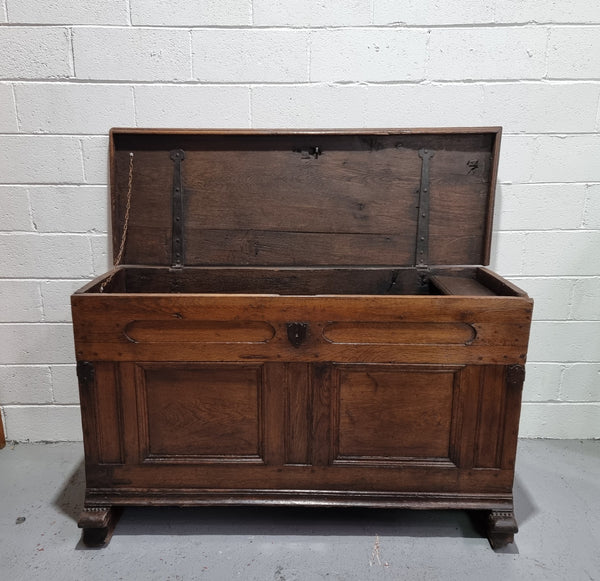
top-left (74, 127), bottom-right (530, 550)
top-left (284, 363), bottom-right (312, 465)
top-left (333, 365), bottom-right (457, 460)
top-left (110, 129), bottom-right (499, 268)
top-left (141, 364), bottom-right (264, 460)
top-left (72, 292), bottom-right (532, 364)
top-left (430, 275), bottom-right (497, 296)
top-left (124, 319), bottom-right (275, 344)
top-left (323, 321), bottom-right (476, 345)
top-left (96, 266), bottom-right (424, 295)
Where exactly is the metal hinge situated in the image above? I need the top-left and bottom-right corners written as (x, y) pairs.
top-left (416, 264), bottom-right (430, 293)
top-left (415, 148), bottom-right (434, 269)
top-left (170, 149), bottom-right (185, 269)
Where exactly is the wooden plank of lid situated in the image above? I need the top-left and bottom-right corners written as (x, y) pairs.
top-left (109, 128), bottom-right (500, 268)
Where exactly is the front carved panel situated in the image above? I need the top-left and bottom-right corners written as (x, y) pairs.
top-left (140, 363), bottom-right (265, 462)
top-left (323, 322), bottom-right (476, 345)
top-left (124, 320), bottom-right (275, 344)
top-left (332, 364), bottom-right (461, 465)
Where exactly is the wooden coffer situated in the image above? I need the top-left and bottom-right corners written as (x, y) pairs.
top-left (72, 128), bottom-right (532, 548)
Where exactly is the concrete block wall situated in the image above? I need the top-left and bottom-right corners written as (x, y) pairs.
top-left (0, 1), bottom-right (599, 440)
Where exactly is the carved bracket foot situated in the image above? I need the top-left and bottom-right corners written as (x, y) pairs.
top-left (78, 506), bottom-right (123, 547)
top-left (486, 509), bottom-right (518, 549)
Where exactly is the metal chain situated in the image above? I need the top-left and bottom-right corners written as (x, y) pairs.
top-left (99, 152), bottom-right (134, 293)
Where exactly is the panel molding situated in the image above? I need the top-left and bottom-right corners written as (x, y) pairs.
top-left (331, 364), bottom-right (463, 467)
top-left (133, 362), bottom-right (267, 465)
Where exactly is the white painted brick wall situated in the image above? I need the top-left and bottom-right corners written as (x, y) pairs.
top-left (494, 1), bottom-right (600, 24)
top-left (548, 27), bottom-right (600, 78)
top-left (0, 27), bottom-right (72, 79)
top-left (571, 279), bottom-right (600, 320)
top-left (482, 83), bottom-right (600, 133)
top-left (90, 235), bottom-right (112, 275)
top-left (6, 0), bottom-right (129, 25)
top-left (0, 186), bottom-right (32, 231)
top-left (255, 0), bottom-right (370, 26)
top-left (362, 84), bottom-right (485, 127)
top-left (3, 405), bottom-right (82, 441)
top-left (519, 403), bottom-right (600, 439)
top-left (41, 280), bottom-right (89, 322)
top-left (80, 136), bottom-right (110, 184)
top-left (0, 281), bottom-right (42, 322)
top-left (528, 322), bottom-right (600, 362)
top-left (192, 30), bottom-right (309, 83)
top-left (533, 135), bottom-right (600, 183)
top-left (374, 0), bottom-right (495, 26)
top-left (1, 234), bottom-right (93, 278)
top-left (427, 27), bottom-right (547, 81)
top-left (0, 324), bottom-right (75, 365)
top-left (29, 186), bottom-right (109, 233)
top-left (0, 84), bottom-right (18, 131)
top-left (521, 364), bottom-right (562, 402)
top-left (584, 185), bottom-right (600, 228)
top-left (0, 366), bottom-right (53, 404)
top-left (523, 232), bottom-right (600, 276)
top-left (134, 85), bottom-right (250, 127)
top-left (252, 84), bottom-right (367, 128)
top-left (73, 28), bottom-right (190, 82)
top-left (15, 83), bottom-right (135, 134)
top-left (130, 0), bottom-right (251, 26)
top-left (508, 278), bottom-right (574, 320)
top-left (561, 364), bottom-right (600, 401)
top-left (311, 29), bottom-right (427, 82)
top-left (0, 136), bottom-right (84, 183)
top-left (495, 135), bottom-right (537, 183)
top-left (488, 232), bottom-right (525, 275)
top-left (1, 2), bottom-right (599, 441)
top-left (494, 184), bottom-right (588, 231)
top-left (49, 365), bottom-right (79, 404)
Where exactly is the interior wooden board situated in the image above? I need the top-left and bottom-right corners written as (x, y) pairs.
top-left (110, 129), bottom-right (500, 267)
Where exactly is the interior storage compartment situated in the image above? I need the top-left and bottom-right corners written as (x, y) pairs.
top-left (83, 266), bottom-right (524, 297)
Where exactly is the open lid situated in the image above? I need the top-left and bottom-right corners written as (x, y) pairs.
top-left (110, 128), bottom-right (501, 268)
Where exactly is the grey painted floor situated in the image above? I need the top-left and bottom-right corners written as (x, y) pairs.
top-left (0, 440), bottom-right (599, 581)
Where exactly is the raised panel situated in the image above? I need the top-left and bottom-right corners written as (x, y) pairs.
top-left (323, 322), bottom-right (476, 345)
top-left (333, 365), bottom-right (460, 463)
top-left (124, 320), bottom-right (275, 344)
top-left (140, 363), bottom-right (265, 462)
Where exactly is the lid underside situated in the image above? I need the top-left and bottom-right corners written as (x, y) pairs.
top-left (110, 129), bottom-right (500, 268)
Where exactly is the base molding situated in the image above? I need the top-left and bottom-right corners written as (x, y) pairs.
top-left (78, 491), bottom-right (518, 548)
top-left (84, 488), bottom-right (514, 510)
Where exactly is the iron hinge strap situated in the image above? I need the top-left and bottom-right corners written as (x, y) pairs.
top-left (170, 149), bottom-right (185, 269)
top-left (415, 148), bottom-right (434, 268)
